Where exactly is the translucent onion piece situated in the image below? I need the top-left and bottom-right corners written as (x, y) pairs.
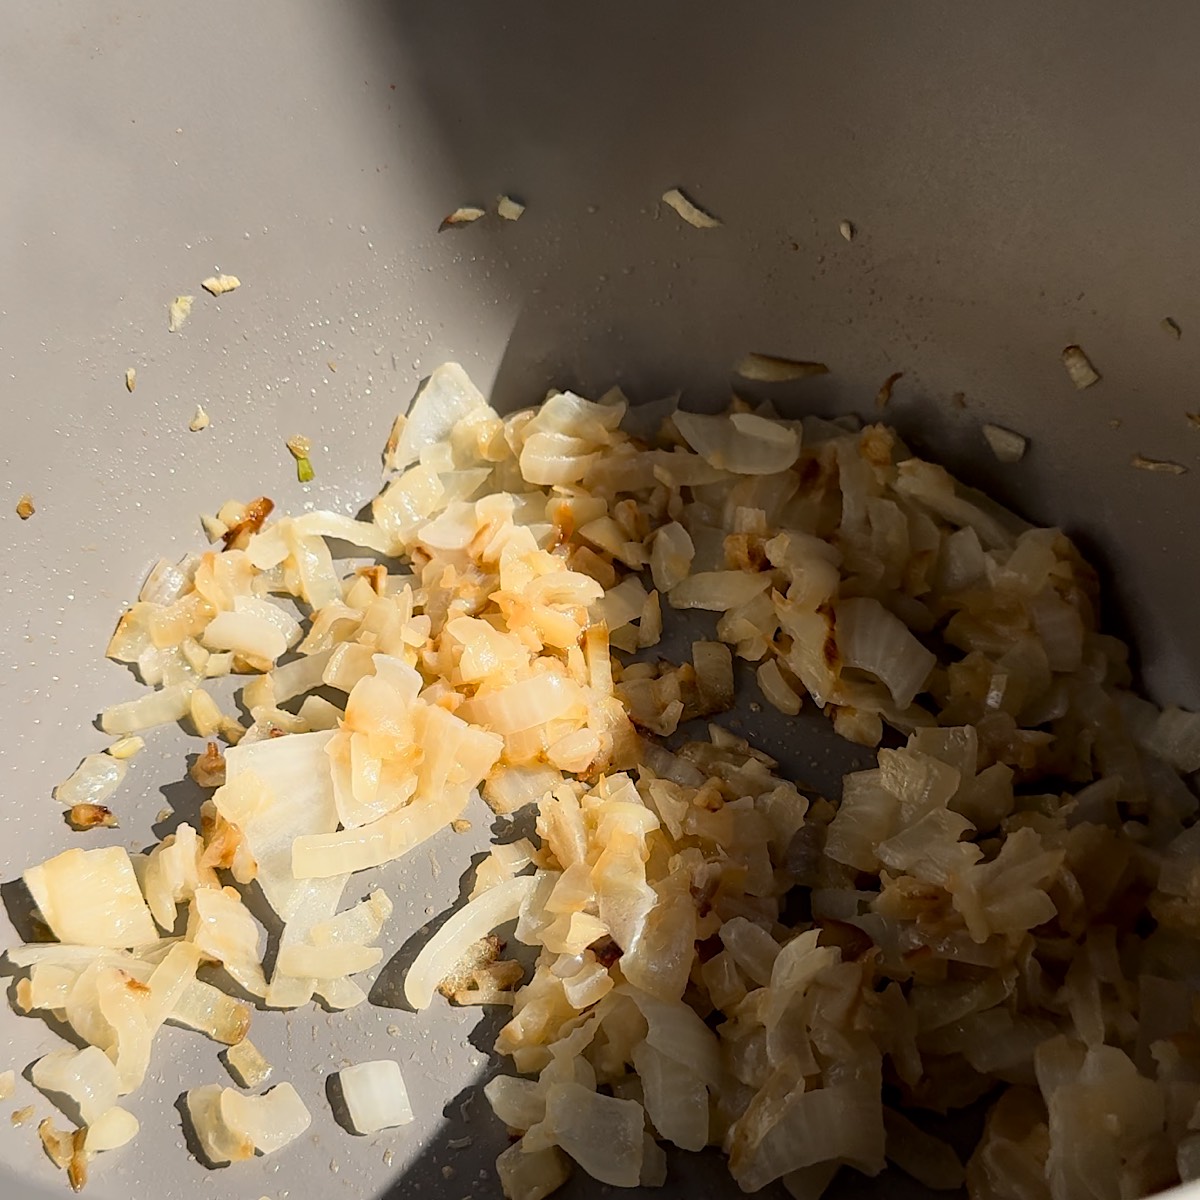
top-left (673, 410), bottom-right (800, 475)
top-left (31, 1046), bottom-right (120, 1125)
top-left (54, 754), bottom-right (128, 808)
top-left (495, 1139), bottom-right (570, 1200)
top-left (224, 1039), bottom-right (272, 1088)
top-left (100, 681), bottom-right (195, 735)
top-left (24, 847), bottom-right (159, 949)
top-left (387, 362), bottom-right (489, 473)
top-left (982, 423), bottom-right (1028, 464)
top-left (835, 597), bottom-right (935, 709)
top-left (538, 1081), bottom-right (644, 1187)
top-left (85, 1105), bottom-right (139, 1152)
top-left (661, 187), bottom-right (721, 229)
top-left (631, 1038), bottom-right (709, 1150)
top-left (338, 1059), bottom-right (414, 1132)
top-left (406, 875), bottom-right (537, 1009)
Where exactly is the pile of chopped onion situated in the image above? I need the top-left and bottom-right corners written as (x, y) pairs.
top-left (7, 362), bottom-right (1200, 1200)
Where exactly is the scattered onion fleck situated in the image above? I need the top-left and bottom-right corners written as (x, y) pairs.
top-left (189, 406), bottom-right (210, 432)
top-left (497, 195), bottom-right (526, 221)
top-left (1131, 452), bottom-right (1187, 475)
top-left (16, 493), bottom-right (35, 520)
top-left (1061, 343), bottom-right (1100, 389)
top-left (439, 206), bottom-right (486, 231)
top-left (168, 295), bottom-right (194, 333)
top-left (875, 371), bottom-right (903, 409)
top-left (734, 353), bottom-right (828, 382)
top-left (124, 368), bottom-right (136, 393)
top-left (201, 274), bottom-right (241, 296)
top-left (661, 188), bottom-right (720, 229)
top-left (982, 422), bottom-right (1028, 463)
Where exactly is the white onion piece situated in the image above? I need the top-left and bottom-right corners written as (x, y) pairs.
top-left (186, 887), bottom-right (268, 997)
top-left (405, 875), bottom-right (536, 1010)
top-left (631, 1039), bottom-right (709, 1150)
top-left (291, 511), bottom-right (395, 555)
top-left (661, 187), bottom-right (720, 229)
top-left (24, 847), bottom-right (159, 949)
top-left (617, 985), bottom-right (722, 1089)
top-left (220, 731), bottom-right (340, 921)
top-left (835, 597), bottom-right (935, 709)
top-left (484, 1074), bottom-right (546, 1130)
top-left (202, 597), bottom-right (300, 664)
top-left (649, 521), bottom-right (695, 592)
top-left (223, 1039), bottom-right (272, 1088)
top-left (100, 681), bottom-right (195, 735)
top-left (538, 1081), bottom-right (644, 1187)
top-left (85, 1105), bottom-right (139, 1152)
top-left (673, 410), bottom-right (800, 475)
top-left (139, 557), bottom-right (193, 605)
top-left (275, 943), bottom-right (382, 978)
top-left (459, 674), bottom-right (587, 735)
top-left (982, 423), bottom-right (1028, 464)
top-left (221, 1083), bottom-right (312, 1155)
top-left (495, 1139), bottom-right (571, 1200)
top-left (187, 1083), bottom-right (253, 1164)
top-left (669, 571), bottom-right (772, 611)
top-left (293, 786), bottom-right (470, 879)
top-left (338, 1059), bottom-right (414, 1132)
top-left (387, 363), bottom-right (489, 473)
top-left (54, 753), bottom-right (127, 808)
top-left (31, 1046), bottom-right (119, 1124)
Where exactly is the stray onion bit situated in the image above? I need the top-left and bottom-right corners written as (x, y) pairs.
top-left (16, 493), bottom-right (35, 520)
top-left (189, 405), bottom-right (211, 432)
top-left (1185, 412), bottom-right (1200, 430)
top-left (1162, 316), bottom-right (1182, 339)
top-left (223, 1039), bottom-right (273, 1089)
top-left (168, 295), bottom-right (194, 333)
top-left (1131, 452), bottom-right (1187, 475)
top-left (338, 1060), bottom-right (414, 1133)
top-left (733, 353), bottom-right (829, 383)
top-left (67, 803), bottom-right (118, 831)
top-left (125, 368), bottom-right (137, 393)
top-left (201, 274), bottom-right (241, 296)
top-left (108, 736), bottom-right (145, 760)
top-left (12, 1105), bottom-right (34, 1126)
top-left (661, 187), bottom-right (721, 229)
top-left (0, 1069), bottom-right (14, 1100)
top-left (1061, 343), bottom-right (1100, 389)
top-left (839, 218), bottom-right (855, 241)
top-left (982, 422), bottom-right (1028, 464)
top-left (439, 206), bottom-right (486, 231)
top-left (496, 195), bottom-right (526, 221)
top-left (875, 371), bottom-right (904, 409)
top-left (286, 435), bottom-right (314, 483)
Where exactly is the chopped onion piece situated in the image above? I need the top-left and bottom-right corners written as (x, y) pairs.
top-left (673, 410), bottom-right (800, 474)
top-left (100, 681), bottom-right (194, 735)
top-left (85, 1105), bottom-right (139, 1152)
top-left (24, 847), bottom-right (158, 949)
top-left (661, 187), bottom-right (720, 229)
top-left (982, 423), bottom-right (1028, 463)
top-left (224, 1039), bottom-right (272, 1089)
top-left (338, 1059), bottom-right (414, 1132)
top-left (54, 753), bottom-right (128, 808)
top-left (1061, 344), bottom-right (1100, 389)
top-left (32, 1046), bottom-right (119, 1124)
top-left (406, 875), bottom-right (537, 1009)
top-left (734, 354), bottom-right (829, 382)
